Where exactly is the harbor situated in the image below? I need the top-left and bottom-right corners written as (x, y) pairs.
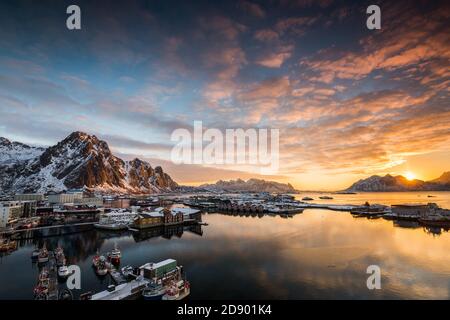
top-left (86, 258), bottom-right (189, 300)
top-left (1, 199), bottom-right (450, 300)
top-left (0, 191), bottom-right (450, 300)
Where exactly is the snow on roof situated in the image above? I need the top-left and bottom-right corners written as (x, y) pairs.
top-left (171, 207), bottom-right (201, 215)
top-left (140, 259), bottom-right (176, 270)
top-left (139, 211), bottom-right (163, 218)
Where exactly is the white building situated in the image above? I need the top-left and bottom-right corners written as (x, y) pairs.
top-left (48, 192), bottom-right (83, 204)
top-left (0, 202), bottom-right (23, 229)
top-left (0, 206), bottom-right (8, 229)
top-left (74, 197), bottom-right (103, 207)
top-left (14, 193), bottom-right (44, 201)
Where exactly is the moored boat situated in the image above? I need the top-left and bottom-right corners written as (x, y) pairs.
top-left (142, 281), bottom-right (166, 300)
top-left (162, 280), bottom-right (190, 300)
top-left (95, 256), bottom-right (109, 276)
top-left (58, 265), bottom-right (70, 278)
top-left (37, 245), bottom-right (49, 264)
top-left (94, 221), bottom-right (129, 231)
top-left (108, 245), bottom-right (121, 265)
top-left (34, 268), bottom-right (50, 299)
top-left (54, 246), bottom-right (66, 267)
top-left (350, 202), bottom-right (390, 217)
top-left (31, 248), bottom-right (40, 260)
top-left (0, 239), bottom-right (17, 252)
top-left (92, 251), bottom-right (100, 267)
top-left (121, 265), bottom-right (135, 279)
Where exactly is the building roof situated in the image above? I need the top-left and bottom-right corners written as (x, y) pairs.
top-left (140, 259), bottom-right (177, 270)
top-left (138, 211), bottom-right (163, 218)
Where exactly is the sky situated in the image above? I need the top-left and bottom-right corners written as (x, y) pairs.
top-left (0, 0), bottom-right (449, 191)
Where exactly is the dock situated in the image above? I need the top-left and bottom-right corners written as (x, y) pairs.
top-left (292, 203), bottom-right (358, 211)
top-left (109, 269), bottom-right (128, 284)
top-left (34, 251), bottom-right (63, 300)
top-left (90, 277), bottom-right (149, 300)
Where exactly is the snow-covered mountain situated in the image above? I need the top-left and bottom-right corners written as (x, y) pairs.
top-left (0, 132), bottom-right (178, 194)
top-left (0, 137), bottom-right (44, 166)
top-left (199, 178), bottom-right (299, 193)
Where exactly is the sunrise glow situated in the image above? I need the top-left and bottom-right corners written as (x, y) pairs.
top-left (405, 172), bottom-right (416, 181)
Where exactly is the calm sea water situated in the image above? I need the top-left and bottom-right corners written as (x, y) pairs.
top-left (0, 192), bottom-right (449, 300)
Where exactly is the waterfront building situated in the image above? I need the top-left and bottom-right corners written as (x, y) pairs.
top-left (132, 208), bottom-right (186, 229)
top-left (0, 201), bottom-right (23, 228)
top-left (163, 208), bottom-right (184, 225)
top-left (48, 192), bottom-right (83, 204)
top-left (0, 206), bottom-right (8, 229)
top-left (133, 211), bottom-right (164, 229)
top-left (13, 193), bottom-right (44, 201)
top-left (21, 200), bottom-right (37, 217)
top-left (74, 197), bottom-right (103, 207)
top-left (140, 259), bottom-right (178, 279)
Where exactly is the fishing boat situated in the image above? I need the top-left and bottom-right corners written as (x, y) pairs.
top-left (31, 248), bottom-right (40, 260)
top-left (38, 268), bottom-right (49, 282)
top-left (54, 246), bottom-right (66, 267)
top-left (302, 197), bottom-right (314, 201)
top-left (37, 245), bottom-right (49, 264)
top-left (350, 202), bottom-right (390, 217)
top-left (142, 281), bottom-right (166, 300)
top-left (108, 245), bottom-right (121, 265)
top-left (33, 280), bottom-right (49, 298)
top-left (58, 265), bottom-right (70, 278)
top-left (94, 221), bottom-right (129, 231)
top-left (121, 265), bottom-right (134, 279)
top-left (0, 239), bottom-right (17, 252)
top-left (95, 256), bottom-right (109, 276)
top-left (34, 268), bottom-right (50, 298)
top-left (92, 251), bottom-right (100, 267)
top-left (319, 196), bottom-right (334, 200)
top-left (162, 279), bottom-right (190, 300)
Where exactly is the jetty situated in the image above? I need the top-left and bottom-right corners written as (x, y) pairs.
top-left (90, 277), bottom-right (149, 300)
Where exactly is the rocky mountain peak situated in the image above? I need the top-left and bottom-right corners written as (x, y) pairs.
top-left (0, 132), bottom-right (178, 194)
top-left (0, 137), bottom-right (11, 146)
top-left (346, 173), bottom-right (450, 192)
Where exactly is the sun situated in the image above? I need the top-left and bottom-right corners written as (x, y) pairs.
top-left (404, 171), bottom-right (416, 181)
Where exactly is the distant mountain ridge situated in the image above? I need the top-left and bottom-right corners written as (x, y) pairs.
top-left (346, 173), bottom-right (450, 192)
top-left (431, 172), bottom-right (450, 184)
top-left (199, 178), bottom-right (299, 193)
top-left (0, 132), bottom-right (178, 194)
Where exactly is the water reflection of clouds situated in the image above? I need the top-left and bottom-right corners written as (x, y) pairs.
top-left (201, 211), bottom-right (450, 299)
